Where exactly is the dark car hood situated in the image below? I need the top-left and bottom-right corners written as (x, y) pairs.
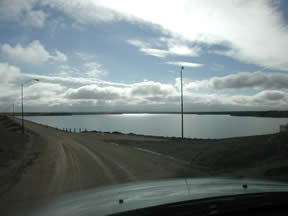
top-left (32, 178), bottom-right (288, 216)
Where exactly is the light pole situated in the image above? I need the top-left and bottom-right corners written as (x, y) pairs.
top-left (21, 79), bottom-right (39, 133)
top-left (180, 66), bottom-right (184, 139)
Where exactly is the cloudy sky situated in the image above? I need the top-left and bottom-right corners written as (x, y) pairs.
top-left (1, 0), bottom-right (288, 112)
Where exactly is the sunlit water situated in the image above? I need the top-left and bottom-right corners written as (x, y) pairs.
top-left (25, 114), bottom-right (288, 139)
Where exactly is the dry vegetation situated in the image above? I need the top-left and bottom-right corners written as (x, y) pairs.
top-left (0, 116), bottom-right (40, 196)
top-left (98, 131), bottom-right (288, 180)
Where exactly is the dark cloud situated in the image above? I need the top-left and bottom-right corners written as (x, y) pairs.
top-left (258, 91), bottom-right (285, 101)
top-left (232, 90), bottom-right (288, 106)
top-left (130, 81), bottom-right (175, 96)
top-left (65, 85), bottom-right (123, 100)
top-left (211, 71), bottom-right (288, 90)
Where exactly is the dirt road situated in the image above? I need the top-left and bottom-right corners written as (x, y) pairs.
top-left (0, 120), bottom-right (194, 215)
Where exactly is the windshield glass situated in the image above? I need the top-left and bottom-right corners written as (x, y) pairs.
top-left (1, 1), bottom-right (288, 215)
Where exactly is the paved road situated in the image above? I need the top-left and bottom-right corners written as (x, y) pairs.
top-left (1, 120), bottom-right (193, 215)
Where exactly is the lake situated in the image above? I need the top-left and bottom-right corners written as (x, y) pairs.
top-left (24, 114), bottom-right (288, 139)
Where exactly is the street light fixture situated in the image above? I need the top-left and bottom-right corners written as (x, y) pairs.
top-left (21, 79), bottom-right (39, 133)
top-left (180, 66), bottom-right (184, 139)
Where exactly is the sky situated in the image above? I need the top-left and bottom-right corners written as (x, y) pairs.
top-left (1, 0), bottom-right (288, 112)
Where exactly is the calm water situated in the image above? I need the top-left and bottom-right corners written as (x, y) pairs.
top-left (25, 114), bottom-right (288, 139)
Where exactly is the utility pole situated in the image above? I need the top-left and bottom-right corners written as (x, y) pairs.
top-left (21, 84), bottom-right (24, 133)
top-left (180, 66), bottom-right (184, 139)
top-left (12, 103), bottom-right (14, 117)
top-left (21, 79), bottom-right (39, 134)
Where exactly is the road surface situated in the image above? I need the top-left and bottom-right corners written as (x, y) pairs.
top-left (0, 120), bottom-right (195, 215)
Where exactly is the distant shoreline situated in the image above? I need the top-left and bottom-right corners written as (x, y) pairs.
top-left (3, 110), bottom-right (288, 118)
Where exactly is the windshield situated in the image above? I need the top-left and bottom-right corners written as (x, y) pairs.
top-left (1, 0), bottom-right (288, 215)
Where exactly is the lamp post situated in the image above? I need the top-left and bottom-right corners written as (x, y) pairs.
top-left (21, 79), bottom-right (39, 133)
top-left (180, 66), bottom-right (184, 139)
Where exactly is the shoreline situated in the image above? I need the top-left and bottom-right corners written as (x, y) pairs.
top-left (3, 110), bottom-right (288, 118)
top-left (22, 117), bottom-right (279, 141)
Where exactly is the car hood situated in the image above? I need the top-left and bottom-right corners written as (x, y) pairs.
top-left (32, 178), bottom-right (288, 216)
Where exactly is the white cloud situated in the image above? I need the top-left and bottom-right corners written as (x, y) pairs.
top-left (0, 62), bottom-right (23, 106)
top-left (1, 69), bottom-right (287, 109)
top-left (23, 82), bottom-right (67, 106)
top-left (84, 62), bottom-right (106, 78)
top-left (51, 50), bottom-right (68, 62)
top-left (61, 79), bottom-right (288, 108)
top-left (127, 40), bottom-right (168, 58)
top-left (75, 52), bottom-right (97, 61)
top-left (64, 81), bottom-right (177, 101)
top-left (63, 80), bottom-right (178, 106)
top-left (184, 80), bottom-right (210, 91)
top-left (22, 9), bottom-right (47, 28)
top-left (41, 0), bottom-right (288, 71)
top-left (24, 73), bottom-right (129, 88)
top-left (41, 0), bottom-right (120, 24)
top-left (3, 1), bottom-right (287, 70)
top-left (0, 0), bottom-right (35, 18)
top-left (166, 61), bottom-right (203, 68)
top-left (130, 81), bottom-right (176, 96)
top-left (127, 39), bottom-right (200, 58)
top-left (0, 62), bottom-right (22, 84)
top-left (1, 40), bottom-right (67, 64)
top-left (65, 85), bottom-right (125, 101)
top-left (0, 0), bottom-right (46, 28)
top-left (57, 64), bottom-right (79, 77)
top-left (1, 41), bottom-right (49, 64)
